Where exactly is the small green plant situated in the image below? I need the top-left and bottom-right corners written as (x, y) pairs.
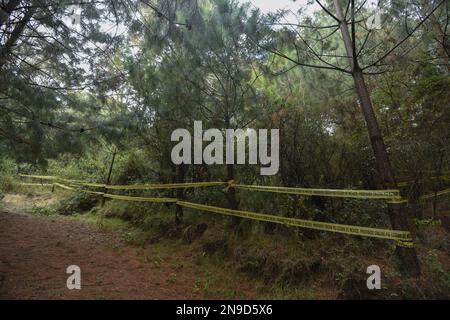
top-left (124, 230), bottom-right (150, 246)
top-left (29, 205), bottom-right (56, 216)
top-left (192, 274), bottom-right (212, 294)
top-left (167, 273), bottom-right (177, 285)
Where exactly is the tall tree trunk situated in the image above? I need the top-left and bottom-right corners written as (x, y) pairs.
top-left (333, 0), bottom-right (420, 277)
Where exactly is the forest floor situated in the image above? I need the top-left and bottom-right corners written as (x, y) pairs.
top-left (0, 193), bottom-right (260, 299)
top-left (2, 191), bottom-right (449, 300)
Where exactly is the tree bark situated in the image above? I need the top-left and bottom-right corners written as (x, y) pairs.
top-left (333, 0), bottom-right (420, 277)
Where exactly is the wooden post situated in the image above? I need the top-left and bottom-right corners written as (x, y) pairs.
top-left (101, 149), bottom-right (116, 207)
top-left (226, 164), bottom-right (240, 228)
top-left (175, 164), bottom-right (185, 226)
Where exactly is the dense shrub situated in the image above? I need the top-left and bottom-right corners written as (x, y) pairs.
top-left (0, 158), bottom-right (15, 192)
top-left (56, 192), bottom-right (100, 215)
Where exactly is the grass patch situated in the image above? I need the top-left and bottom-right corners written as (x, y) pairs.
top-left (70, 211), bottom-right (129, 232)
top-left (29, 205), bottom-right (57, 216)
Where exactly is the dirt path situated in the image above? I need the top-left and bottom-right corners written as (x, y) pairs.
top-left (0, 194), bottom-right (256, 299)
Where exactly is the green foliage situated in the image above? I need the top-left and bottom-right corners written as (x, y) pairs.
top-left (112, 150), bottom-right (157, 184)
top-left (55, 192), bottom-right (100, 216)
top-left (0, 158), bottom-right (15, 192)
top-left (70, 211), bottom-right (128, 232)
top-left (47, 152), bottom-right (109, 182)
top-left (1, 0), bottom-right (450, 298)
top-left (29, 205), bottom-right (56, 216)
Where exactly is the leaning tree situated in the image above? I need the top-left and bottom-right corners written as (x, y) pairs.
top-left (252, 0), bottom-right (448, 276)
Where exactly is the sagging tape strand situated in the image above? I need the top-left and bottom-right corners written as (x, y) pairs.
top-left (20, 174), bottom-right (403, 200)
top-left (231, 183), bottom-right (401, 199)
top-left (176, 201), bottom-right (413, 244)
top-left (103, 193), bottom-right (178, 203)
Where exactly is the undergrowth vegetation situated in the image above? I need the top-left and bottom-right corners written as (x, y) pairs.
top-left (3, 147), bottom-right (449, 299)
top-left (1, 0), bottom-right (449, 300)
top-left (13, 184), bottom-right (448, 299)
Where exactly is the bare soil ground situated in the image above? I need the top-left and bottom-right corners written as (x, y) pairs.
top-left (0, 194), bottom-right (258, 299)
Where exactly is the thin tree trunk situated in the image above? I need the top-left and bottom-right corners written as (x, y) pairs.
top-left (432, 150), bottom-right (445, 217)
top-left (333, 0), bottom-right (420, 277)
top-left (224, 113), bottom-right (240, 228)
top-left (226, 163), bottom-right (240, 227)
top-left (101, 149), bottom-right (116, 207)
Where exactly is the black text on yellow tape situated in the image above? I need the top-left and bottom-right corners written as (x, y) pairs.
top-left (231, 183), bottom-right (401, 200)
top-left (176, 201), bottom-right (413, 246)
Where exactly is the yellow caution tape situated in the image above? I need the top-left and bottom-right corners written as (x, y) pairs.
top-left (53, 182), bottom-right (76, 190)
top-left (65, 180), bottom-right (226, 190)
top-left (53, 182), bottom-right (177, 202)
top-left (386, 198), bottom-right (408, 204)
top-left (18, 182), bottom-right (53, 187)
top-left (361, 188), bottom-right (450, 204)
top-left (21, 174), bottom-right (227, 190)
top-left (176, 201), bottom-right (413, 244)
top-left (58, 178), bottom-right (92, 184)
top-left (20, 174), bottom-right (105, 188)
top-left (231, 183), bottom-right (401, 200)
top-left (80, 189), bottom-right (105, 196)
top-left (396, 240), bottom-right (415, 248)
top-left (18, 174), bottom-right (57, 180)
top-left (420, 189), bottom-right (450, 201)
top-left (19, 179), bottom-right (414, 246)
top-left (103, 193), bottom-right (178, 203)
top-left (105, 181), bottom-right (227, 190)
top-left (65, 181), bottom-right (107, 188)
top-left (19, 174), bottom-right (402, 201)
top-left (53, 182), bottom-right (104, 194)
top-left (398, 176), bottom-right (450, 187)
top-left (64, 181), bottom-right (226, 190)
